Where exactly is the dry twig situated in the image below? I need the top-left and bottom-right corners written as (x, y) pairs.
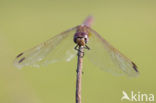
top-left (76, 46), bottom-right (84, 103)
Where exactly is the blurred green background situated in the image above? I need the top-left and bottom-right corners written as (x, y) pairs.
top-left (0, 0), bottom-right (156, 103)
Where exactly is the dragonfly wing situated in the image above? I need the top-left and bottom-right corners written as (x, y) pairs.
top-left (14, 26), bottom-right (78, 69)
top-left (86, 27), bottom-right (139, 77)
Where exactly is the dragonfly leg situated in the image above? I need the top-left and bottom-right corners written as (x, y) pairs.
top-left (84, 45), bottom-right (90, 50)
top-left (74, 45), bottom-right (79, 50)
top-left (74, 45), bottom-right (85, 57)
top-left (77, 45), bottom-right (90, 57)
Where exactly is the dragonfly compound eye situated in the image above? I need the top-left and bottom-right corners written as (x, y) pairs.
top-left (84, 35), bottom-right (89, 44)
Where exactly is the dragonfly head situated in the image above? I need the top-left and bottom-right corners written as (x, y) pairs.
top-left (74, 32), bottom-right (89, 46)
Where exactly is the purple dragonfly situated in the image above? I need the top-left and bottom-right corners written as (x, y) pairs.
top-left (14, 16), bottom-right (139, 77)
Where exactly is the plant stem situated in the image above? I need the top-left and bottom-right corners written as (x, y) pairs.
top-left (76, 46), bottom-right (84, 103)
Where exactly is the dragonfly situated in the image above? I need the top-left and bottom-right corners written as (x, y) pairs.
top-left (14, 16), bottom-right (139, 77)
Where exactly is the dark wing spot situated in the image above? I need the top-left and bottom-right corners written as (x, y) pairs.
top-left (131, 62), bottom-right (138, 72)
top-left (16, 52), bottom-right (24, 58)
top-left (18, 57), bottom-right (25, 63)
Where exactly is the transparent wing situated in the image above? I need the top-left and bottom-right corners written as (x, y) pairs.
top-left (14, 26), bottom-right (78, 69)
top-left (86, 27), bottom-right (139, 77)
